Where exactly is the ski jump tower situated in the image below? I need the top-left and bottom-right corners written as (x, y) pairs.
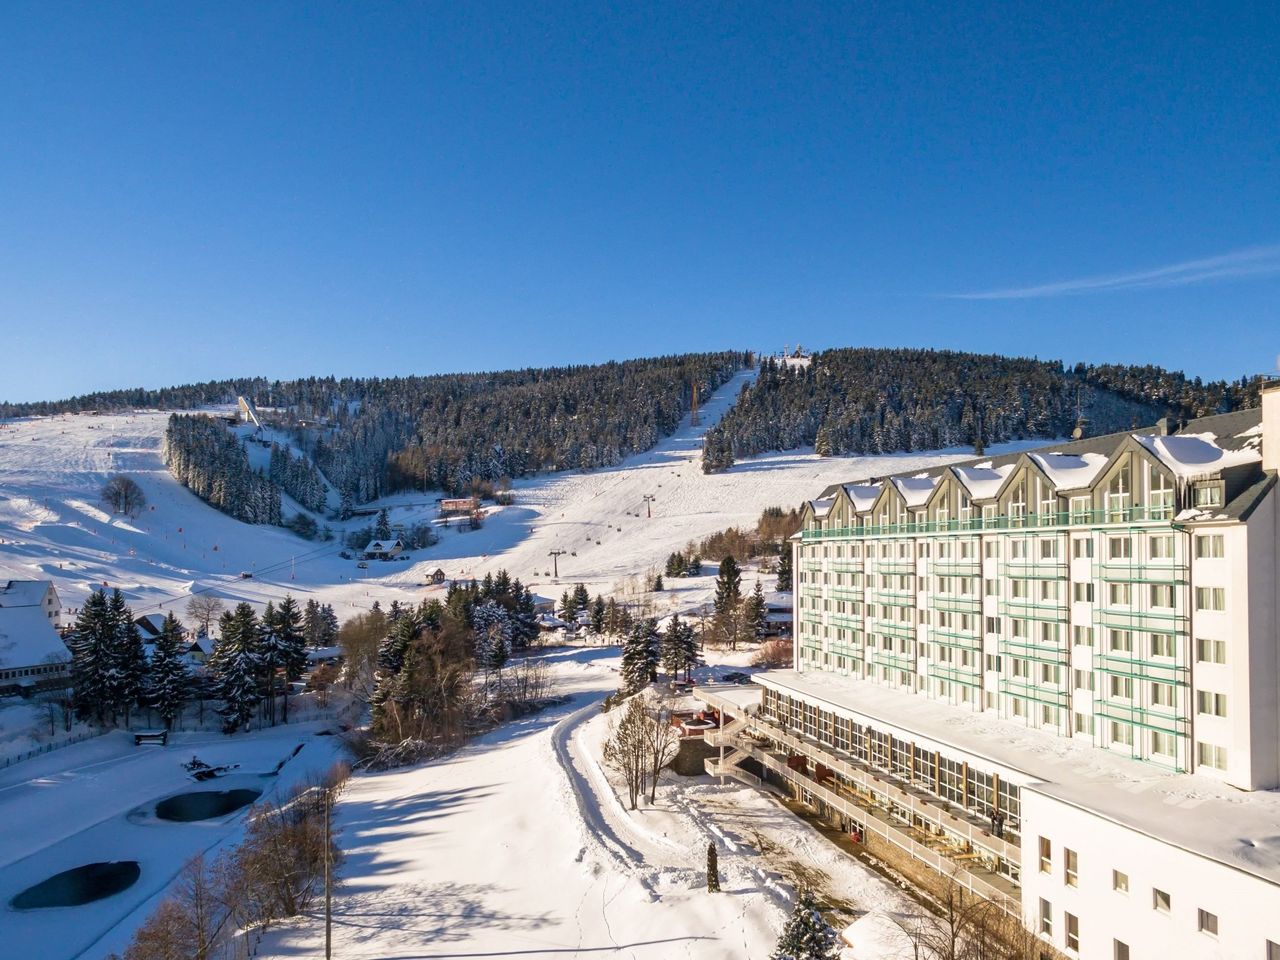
top-left (237, 396), bottom-right (264, 429)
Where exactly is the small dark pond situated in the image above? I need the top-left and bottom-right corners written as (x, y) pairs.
top-left (11, 861), bottom-right (140, 909)
top-left (155, 788), bottom-right (262, 822)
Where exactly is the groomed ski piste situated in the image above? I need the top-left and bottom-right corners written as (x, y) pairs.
top-left (0, 368), bottom-right (1047, 957)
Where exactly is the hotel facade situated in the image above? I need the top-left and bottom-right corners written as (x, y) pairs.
top-left (703, 380), bottom-right (1280, 960)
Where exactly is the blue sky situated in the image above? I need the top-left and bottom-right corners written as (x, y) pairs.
top-left (1, 2), bottom-right (1276, 401)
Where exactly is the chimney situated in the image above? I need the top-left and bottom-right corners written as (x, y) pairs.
top-left (1156, 416), bottom-right (1178, 437)
top-left (1263, 378), bottom-right (1280, 473)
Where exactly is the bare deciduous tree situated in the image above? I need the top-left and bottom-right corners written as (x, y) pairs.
top-left (102, 474), bottom-right (146, 516)
top-left (603, 696), bottom-right (650, 810)
top-left (186, 595), bottom-right (224, 637)
top-left (643, 696), bottom-right (683, 804)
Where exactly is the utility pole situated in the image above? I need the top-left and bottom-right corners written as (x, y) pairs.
top-left (642, 494), bottom-right (656, 519)
top-left (549, 549), bottom-right (567, 579)
top-left (324, 786), bottom-right (333, 960)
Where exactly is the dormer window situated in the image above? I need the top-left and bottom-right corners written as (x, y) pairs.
top-left (1193, 484), bottom-right (1223, 509)
top-left (1107, 465), bottom-right (1131, 522)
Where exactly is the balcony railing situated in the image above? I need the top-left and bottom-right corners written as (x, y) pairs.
top-left (801, 505), bottom-right (1176, 542)
top-left (1000, 677), bottom-right (1070, 708)
top-left (871, 648), bottom-right (917, 673)
top-left (931, 662), bottom-right (984, 688)
top-left (1094, 653), bottom-right (1189, 686)
top-left (998, 638), bottom-right (1069, 665)
top-left (876, 558), bottom-right (917, 574)
top-left (1096, 562), bottom-right (1189, 585)
top-left (1095, 608), bottom-right (1188, 636)
top-left (1093, 698), bottom-right (1189, 739)
top-left (999, 599), bottom-right (1068, 622)
top-left (872, 619), bottom-right (917, 642)
top-left (930, 595), bottom-right (982, 614)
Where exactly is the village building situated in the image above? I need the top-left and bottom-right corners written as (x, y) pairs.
top-left (363, 538), bottom-right (405, 561)
top-left (0, 580), bottom-right (70, 694)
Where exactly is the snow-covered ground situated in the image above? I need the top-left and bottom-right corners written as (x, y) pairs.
top-left (0, 367), bottom-right (1041, 624)
top-left (0, 717), bottom-right (348, 959)
top-left (257, 647), bottom-right (924, 960)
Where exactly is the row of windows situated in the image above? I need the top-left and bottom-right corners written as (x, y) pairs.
top-left (0, 663), bottom-right (66, 681)
top-left (802, 532), bottom-right (1225, 561)
top-left (1038, 844), bottom-right (1225, 954)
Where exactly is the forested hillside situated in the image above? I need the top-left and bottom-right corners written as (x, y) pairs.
top-left (164, 414), bottom-right (282, 524)
top-left (701, 349), bottom-right (1257, 471)
top-left (13, 352), bottom-right (747, 503)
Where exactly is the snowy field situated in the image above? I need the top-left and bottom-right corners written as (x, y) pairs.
top-left (257, 646), bottom-right (925, 960)
top-left (0, 718), bottom-right (348, 958)
top-left (0, 367), bottom-right (1041, 625)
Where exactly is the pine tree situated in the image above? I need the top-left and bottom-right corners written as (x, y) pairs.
top-left (620, 619), bottom-right (659, 692)
top-left (713, 556), bottom-right (742, 617)
top-left (374, 508), bottom-right (392, 541)
top-left (652, 573), bottom-right (664, 592)
top-left (707, 841), bottom-right (720, 892)
top-left (106, 590), bottom-right (145, 726)
top-left (69, 589), bottom-right (111, 724)
top-left (590, 595), bottom-right (606, 634)
top-left (210, 603), bottom-right (262, 734)
top-left (472, 600), bottom-right (512, 673)
top-left (660, 614), bottom-right (685, 680)
top-left (274, 595), bottom-right (307, 723)
top-left (770, 889), bottom-right (840, 960)
top-left (776, 547), bottom-right (793, 592)
top-left (145, 613), bottom-right (190, 730)
top-left (559, 590), bottom-right (578, 621)
top-left (744, 580), bottom-right (767, 639)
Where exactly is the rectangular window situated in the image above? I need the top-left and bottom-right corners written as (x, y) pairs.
top-left (1151, 731), bottom-right (1176, 757)
top-left (1111, 722), bottom-right (1133, 746)
top-left (1112, 869), bottom-right (1128, 893)
top-left (1072, 536), bottom-right (1093, 558)
top-left (1039, 538), bottom-right (1058, 559)
top-left (1198, 909), bottom-right (1218, 937)
top-left (1109, 675), bottom-right (1133, 699)
top-left (1072, 625), bottom-right (1093, 646)
top-left (1193, 484), bottom-right (1223, 508)
top-left (1152, 683), bottom-right (1176, 707)
top-left (1195, 587), bottom-right (1226, 611)
top-left (1149, 534), bottom-right (1174, 560)
top-left (1197, 741), bottom-right (1228, 770)
top-left (1065, 912), bottom-right (1079, 951)
top-left (1115, 942), bottom-right (1130, 960)
top-left (1153, 888), bottom-right (1171, 913)
top-left (1108, 582), bottom-right (1131, 605)
top-left (1108, 629), bottom-right (1133, 653)
top-left (1196, 691), bottom-right (1228, 717)
top-left (1108, 536), bottom-right (1132, 560)
top-left (1195, 534), bottom-right (1224, 559)
top-left (1073, 582), bottom-right (1094, 602)
top-left (1150, 633), bottom-right (1174, 658)
top-left (1039, 836), bottom-right (1051, 873)
top-left (1149, 583), bottom-right (1174, 608)
top-left (1070, 497), bottom-right (1091, 522)
top-left (1064, 848), bottom-right (1078, 887)
top-left (1195, 638), bottom-right (1226, 664)
top-left (1039, 898), bottom-right (1052, 936)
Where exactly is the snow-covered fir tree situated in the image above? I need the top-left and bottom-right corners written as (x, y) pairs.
top-left (68, 589), bottom-right (112, 724)
top-left (776, 547), bottom-right (793, 592)
top-left (744, 580), bottom-right (767, 638)
top-left (105, 589), bottom-right (146, 726)
top-left (471, 600), bottom-right (512, 673)
top-left (210, 603), bottom-right (262, 734)
top-left (770, 889), bottom-right (841, 960)
top-left (163, 414), bottom-right (282, 525)
top-left (620, 618), bottom-right (659, 692)
top-left (145, 612), bottom-right (190, 730)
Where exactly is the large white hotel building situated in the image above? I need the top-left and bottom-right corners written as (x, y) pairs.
top-left (703, 380), bottom-right (1280, 959)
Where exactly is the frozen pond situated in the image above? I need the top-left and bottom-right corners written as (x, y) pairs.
top-left (11, 861), bottom-right (140, 909)
top-left (154, 788), bottom-right (262, 822)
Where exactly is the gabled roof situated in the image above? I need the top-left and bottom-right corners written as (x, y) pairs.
top-left (890, 474), bottom-right (938, 508)
top-left (364, 539), bottom-right (404, 552)
top-left (841, 484), bottom-right (882, 511)
top-left (0, 580), bottom-right (54, 608)
top-left (1027, 451), bottom-right (1109, 491)
top-left (0, 606), bottom-right (69, 668)
top-left (951, 463), bottom-right (1013, 500)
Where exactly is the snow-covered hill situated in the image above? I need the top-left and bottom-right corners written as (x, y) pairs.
top-left (0, 369), bottom-right (1042, 622)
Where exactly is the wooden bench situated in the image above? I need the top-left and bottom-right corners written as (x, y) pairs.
top-left (134, 731), bottom-right (168, 746)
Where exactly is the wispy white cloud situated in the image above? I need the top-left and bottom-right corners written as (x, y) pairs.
top-left (944, 243), bottom-right (1280, 300)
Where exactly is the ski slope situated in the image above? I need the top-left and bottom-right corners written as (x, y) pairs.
top-left (0, 368), bottom-right (1043, 622)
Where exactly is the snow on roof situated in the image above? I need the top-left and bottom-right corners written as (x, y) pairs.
top-left (1028, 451), bottom-right (1109, 490)
top-left (841, 484), bottom-right (882, 511)
top-left (764, 591), bottom-right (792, 609)
top-left (810, 498), bottom-right (834, 518)
top-left (757, 668), bottom-right (1280, 887)
top-left (951, 462), bottom-right (1013, 499)
top-left (0, 580), bottom-right (52, 608)
top-left (1135, 432), bottom-right (1261, 481)
top-left (363, 539), bottom-right (404, 552)
top-left (890, 474), bottom-right (938, 507)
top-left (0, 605), bottom-right (69, 668)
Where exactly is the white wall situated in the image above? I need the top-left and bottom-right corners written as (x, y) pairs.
top-left (1019, 789), bottom-right (1280, 960)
